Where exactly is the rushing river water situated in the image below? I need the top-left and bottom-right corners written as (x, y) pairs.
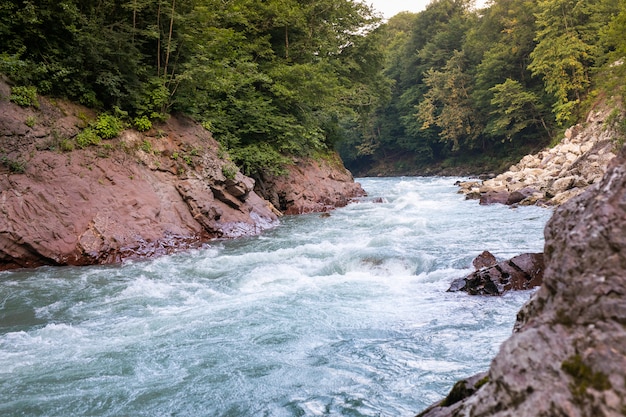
top-left (0, 177), bottom-right (552, 417)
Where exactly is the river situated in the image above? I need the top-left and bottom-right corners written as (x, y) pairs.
top-left (0, 177), bottom-right (552, 416)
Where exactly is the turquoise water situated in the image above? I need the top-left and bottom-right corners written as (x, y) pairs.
top-left (0, 177), bottom-right (552, 416)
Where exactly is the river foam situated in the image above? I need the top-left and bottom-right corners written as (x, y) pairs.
top-left (0, 177), bottom-right (552, 416)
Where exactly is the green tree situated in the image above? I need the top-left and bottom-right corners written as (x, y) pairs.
top-left (417, 51), bottom-right (480, 151)
top-left (529, 0), bottom-right (619, 124)
top-left (487, 78), bottom-right (550, 140)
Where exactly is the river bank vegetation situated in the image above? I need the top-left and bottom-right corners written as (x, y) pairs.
top-left (341, 0), bottom-right (626, 175)
top-left (1, 0), bottom-right (625, 177)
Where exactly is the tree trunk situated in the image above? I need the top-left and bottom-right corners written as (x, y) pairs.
top-left (163, 0), bottom-right (176, 79)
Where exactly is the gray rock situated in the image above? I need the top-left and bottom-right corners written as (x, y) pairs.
top-left (419, 144), bottom-right (626, 416)
top-left (456, 105), bottom-right (618, 206)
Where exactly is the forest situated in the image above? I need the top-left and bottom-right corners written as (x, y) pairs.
top-left (1, 0), bottom-right (625, 177)
top-left (341, 0), bottom-right (626, 174)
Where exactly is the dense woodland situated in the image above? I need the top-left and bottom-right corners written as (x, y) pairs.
top-left (1, 0), bottom-right (625, 176)
top-left (341, 0), bottom-right (626, 174)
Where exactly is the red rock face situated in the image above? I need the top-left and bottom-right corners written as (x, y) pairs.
top-left (0, 82), bottom-right (364, 270)
top-left (0, 89), bottom-right (282, 269)
top-left (255, 155), bottom-right (366, 215)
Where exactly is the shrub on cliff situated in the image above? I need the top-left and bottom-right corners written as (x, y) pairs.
top-left (94, 114), bottom-right (124, 140)
top-left (75, 128), bottom-right (101, 149)
top-left (10, 85), bottom-right (39, 108)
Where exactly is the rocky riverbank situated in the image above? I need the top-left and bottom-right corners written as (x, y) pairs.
top-left (457, 103), bottom-right (620, 206)
top-left (418, 143), bottom-right (626, 416)
top-left (254, 153), bottom-right (365, 215)
top-left (0, 80), bottom-right (364, 270)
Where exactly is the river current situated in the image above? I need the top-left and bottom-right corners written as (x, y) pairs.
top-left (0, 177), bottom-right (552, 416)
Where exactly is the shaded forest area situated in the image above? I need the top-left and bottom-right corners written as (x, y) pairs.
top-left (341, 0), bottom-right (626, 175)
top-left (1, 0), bottom-right (626, 177)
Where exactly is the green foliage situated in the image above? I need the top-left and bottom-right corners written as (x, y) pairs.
top-left (94, 114), bottom-right (124, 139)
top-left (487, 79), bottom-right (545, 140)
top-left (230, 142), bottom-right (291, 177)
top-left (3, 0), bottom-right (622, 176)
top-left (221, 163), bottom-right (238, 180)
top-left (140, 140), bottom-right (152, 153)
top-left (562, 354), bottom-right (611, 401)
top-left (1, 155), bottom-right (26, 173)
top-left (417, 51), bottom-right (480, 151)
top-left (529, 0), bottom-right (620, 124)
top-left (10, 85), bottom-right (39, 108)
top-left (25, 116), bottom-right (36, 128)
top-left (342, 0), bottom-right (623, 174)
top-left (182, 154), bottom-right (193, 166)
top-left (59, 138), bottom-right (75, 152)
top-left (75, 128), bottom-right (101, 148)
top-left (0, 0), bottom-right (389, 176)
top-left (133, 116), bottom-right (152, 132)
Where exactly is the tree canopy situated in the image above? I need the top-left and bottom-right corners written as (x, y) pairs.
top-left (341, 0), bottom-right (626, 175)
top-left (2, 0), bottom-right (625, 177)
top-left (0, 0), bottom-right (389, 175)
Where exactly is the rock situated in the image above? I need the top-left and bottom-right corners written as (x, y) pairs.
top-left (420, 143), bottom-right (626, 416)
top-left (551, 175), bottom-right (576, 193)
top-left (456, 102), bottom-right (620, 206)
top-left (0, 111), bottom-right (281, 270)
top-left (0, 84), bottom-right (365, 270)
top-left (479, 191), bottom-right (510, 205)
top-left (416, 372), bottom-right (489, 417)
top-left (255, 153), bottom-right (366, 215)
top-left (472, 250), bottom-right (497, 269)
top-left (506, 187), bottom-right (537, 205)
top-left (448, 253), bottom-right (544, 295)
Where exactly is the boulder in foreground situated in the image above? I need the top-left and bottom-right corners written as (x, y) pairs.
top-left (418, 143), bottom-right (626, 416)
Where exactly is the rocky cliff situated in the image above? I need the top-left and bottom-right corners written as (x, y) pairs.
top-left (418, 143), bottom-right (626, 416)
top-left (255, 154), bottom-right (366, 215)
top-left (458, 102), bottom-right (620, 206)
top-left (0, 80), bottom-right (363, 270)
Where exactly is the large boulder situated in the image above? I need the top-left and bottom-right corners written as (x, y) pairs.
top-left (448, 252), bottom-right (544, 295)
top-left (254, 154), bottom-right (366, 215)
top-left (418, 143), bottom-right (626, 416)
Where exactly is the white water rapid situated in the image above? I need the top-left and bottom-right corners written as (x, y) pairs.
top-left (0, 177), bottom-right (552, 416)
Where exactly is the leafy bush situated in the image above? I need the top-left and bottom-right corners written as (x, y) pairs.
top-left (10, 86), bottom-right (39, 108)
top-left (133, 116), bottom-right (152, 132)
top-left (75, 128), bottom-right (101, 148)
top-left (222, 163), bottom-right (238, 180)
top-left (25, 116), bottom-right (36, 127)
top-left (135, 78), bottom-right (169, 121)
top-left (94, 114), bottom-right (124, 139)
top-left (1, 156), bottom-right (26, 173)
top-left (230, 143), bottom-right (290, 176)
top-left (59, 139), bottom-right (75, 152)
